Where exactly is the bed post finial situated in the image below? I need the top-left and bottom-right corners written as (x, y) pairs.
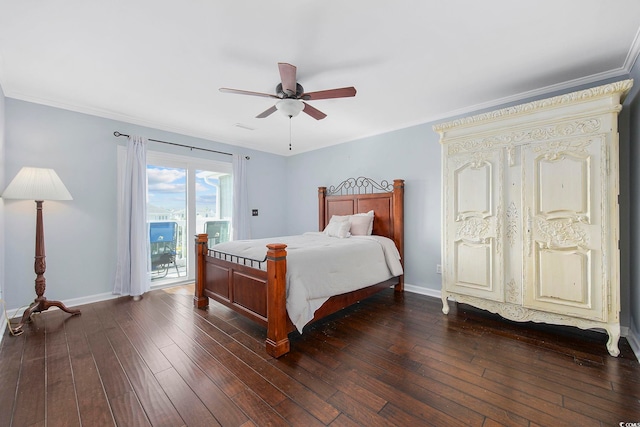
top-left (194, 234), bottom-right (209, 309)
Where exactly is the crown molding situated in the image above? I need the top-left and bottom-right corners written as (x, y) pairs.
top-left (623, 26), bottom-right (640, 72)
top-left (432, 79), bottom-right (633, 133)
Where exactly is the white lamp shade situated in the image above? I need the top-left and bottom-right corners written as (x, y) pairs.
top-left (2, 167), bottom-right (72, 201)
top-left (276, 99), bottom-right (304, 117)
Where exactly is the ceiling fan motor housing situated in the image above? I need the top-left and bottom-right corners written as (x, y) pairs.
top-left (276, 82), bottom-right (305, 98)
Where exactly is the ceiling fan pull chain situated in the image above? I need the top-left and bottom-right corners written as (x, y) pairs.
top-left (289, 117), bottom-right (292, 151)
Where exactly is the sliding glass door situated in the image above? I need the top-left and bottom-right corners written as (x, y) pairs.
top-left (146, 151), bottom-right (232, 284)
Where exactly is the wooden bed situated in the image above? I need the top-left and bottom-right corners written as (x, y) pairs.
top-left (193, 177), bottom-right (404, 357)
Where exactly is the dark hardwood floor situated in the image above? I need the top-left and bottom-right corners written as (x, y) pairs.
top-left (1, 284), bottom-right (638, 426)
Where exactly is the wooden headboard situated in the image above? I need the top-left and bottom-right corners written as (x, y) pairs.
top-left (318, 177), bottom-right (405, 272)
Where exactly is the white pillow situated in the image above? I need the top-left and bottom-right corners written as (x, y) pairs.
top-left (324, 220), bottom-right (351, 238)
top-left (350, 210), bottom-right (374, 235)
top-left (323, 216), bottom-right (351, 238)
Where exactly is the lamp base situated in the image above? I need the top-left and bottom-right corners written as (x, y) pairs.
top-left (12, 297), bottom-right (81, 333)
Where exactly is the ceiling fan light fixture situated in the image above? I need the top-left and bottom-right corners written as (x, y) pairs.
top-left (276, 99), bottom-right (304, 118)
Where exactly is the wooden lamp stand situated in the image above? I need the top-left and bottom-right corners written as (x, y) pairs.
top-left (13, 201), bottom-right (81, 332)
top-left (1, 167), bottom-right (80, 334)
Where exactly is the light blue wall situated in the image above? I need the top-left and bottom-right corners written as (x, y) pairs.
top-left (3, 99), bottom-right (287, 309)
top-left (627, 56), bottom-right (640, 337)
top-left (0, 82), bottom-right (5, 309)
top-left (285, 125), bottom-right (442, 291)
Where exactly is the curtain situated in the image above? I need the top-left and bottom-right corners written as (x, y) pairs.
top-left (113, 135), bottom-right (150, 297)
top-left (232, 154), bottom-right (250, 240)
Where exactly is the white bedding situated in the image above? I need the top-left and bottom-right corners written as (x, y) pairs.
top-left (210, 232), bottom-right (403, 332)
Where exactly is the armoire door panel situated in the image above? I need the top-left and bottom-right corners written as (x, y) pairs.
top-left (537, 156), bottom-right (589, 218)
top-left (523, 136), bottom-right (604, 320)
top-left (533, 246), bottom-right (603, 319)
top-left (455, 163), bottom-right (491, 217)
top-left (444, 148), bottom-right (504, 301)
top-left (454, 241), bottom-right (494, 293)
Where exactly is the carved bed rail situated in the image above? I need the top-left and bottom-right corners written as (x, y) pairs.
top-left (208, 248), bottom-right (267, 269)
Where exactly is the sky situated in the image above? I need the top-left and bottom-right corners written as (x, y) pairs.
top-left (146, 165), bottom-right (220, 214)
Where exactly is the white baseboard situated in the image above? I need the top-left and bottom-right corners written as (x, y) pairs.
top-left (403, 282), bottom-right (442, 299)
top-left (6, 292), bottom-right (121, 320)
top-left (5, 279), bottom-right (194, 320)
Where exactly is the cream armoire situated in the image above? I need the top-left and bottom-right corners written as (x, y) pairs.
top-left (434, 80), bottom-right (633, 356)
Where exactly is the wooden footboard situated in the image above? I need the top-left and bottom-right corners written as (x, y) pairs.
top-left (194, 234), bottom-right (291, 357)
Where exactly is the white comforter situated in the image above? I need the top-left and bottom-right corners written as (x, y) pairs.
top-left (210, 232), bottom-right (403, 332)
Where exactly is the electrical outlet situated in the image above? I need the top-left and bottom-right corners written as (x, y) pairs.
top-left (436, 264), bottom-right (442, 274)
top-left (252, 209), bottom-right (259, 216)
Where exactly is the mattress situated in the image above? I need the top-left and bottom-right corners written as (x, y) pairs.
top-left (210, 232), bottom-right (403, 331)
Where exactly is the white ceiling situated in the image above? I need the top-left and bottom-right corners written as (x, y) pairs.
top-left (1, 1), bottom-right (639, 156)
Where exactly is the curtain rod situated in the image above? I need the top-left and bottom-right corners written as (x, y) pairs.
top-left (113, 131), bottom-right (250, 160)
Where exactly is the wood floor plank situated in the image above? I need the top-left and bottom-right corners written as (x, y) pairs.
top-left (160, 322), bottom-right (248, 397)
top-left (274, 398), bottom-right (327, 427)
top-left (2, 285), bottom-right (639, 427)
top-left (271, 351), bottom-right (339, 400)
top-left (562, 394), bottom-right (638, 426)
top-left (342, 366), bottom-right (485, 427)
top-left (378, 402), bottom-right (440, 427)
top-left (329, 413), bottom-right (366, 427)
top-left (327, 390), bottom-right (398, 427)
top-left (225, 341), bottom-right (340, 424)
top-left (148, 294), bottom-right (290, 408)
top-left (155, 367), bottom-right (221, 427)
top-left (472, 350), bottom-right (640, 412)
top-left (412, 358), bottom-right (600, 427)
top-left (231, 389), bottom-right (289, 426)
top-left (64, 312), bottom-right (116, 427)
top-left (113, 308), bottom-right (173, 374)
top-left (44, 311), bottom-right (81, 427)
top-left (85, 327), bottom-right (134, 399)
top-left (97, 308), bottom-right (185, 427)
top-left (0, 327), bottom-right (25, 427)
top-left (109, 391), bottom-right (152, 427)
top-left (126, 300), bottom-right (176, 350)
top-left (160, 343), bottom-right (250, 426)
top-left (11, 316), bottom-right (46, 427)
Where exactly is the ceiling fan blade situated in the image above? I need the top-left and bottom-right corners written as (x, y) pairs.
top-left (302, 86), bottom-right (357, 100)
top-left (256, 105), bottom-right (278, 118)
top-left (278, 63), bottom-right (297, 96)
top-left (302, 102), bottom-right (327, 120)
top-left (219, 87), bottom-right (278, 99)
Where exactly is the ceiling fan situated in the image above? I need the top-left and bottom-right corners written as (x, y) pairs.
top-left (219, 62), bottom-right (356, 120)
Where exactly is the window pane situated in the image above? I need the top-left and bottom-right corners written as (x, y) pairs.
top-left (196, 170), bottom-right (232, 247)
top-left (147, 165), bottom-right (186, 280)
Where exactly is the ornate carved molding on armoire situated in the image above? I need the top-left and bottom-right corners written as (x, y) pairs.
top-left (434, 79), bottom-right (633, 356)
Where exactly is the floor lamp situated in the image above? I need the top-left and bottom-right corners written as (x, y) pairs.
top-left (1, 167), bottom-right (80, 333)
